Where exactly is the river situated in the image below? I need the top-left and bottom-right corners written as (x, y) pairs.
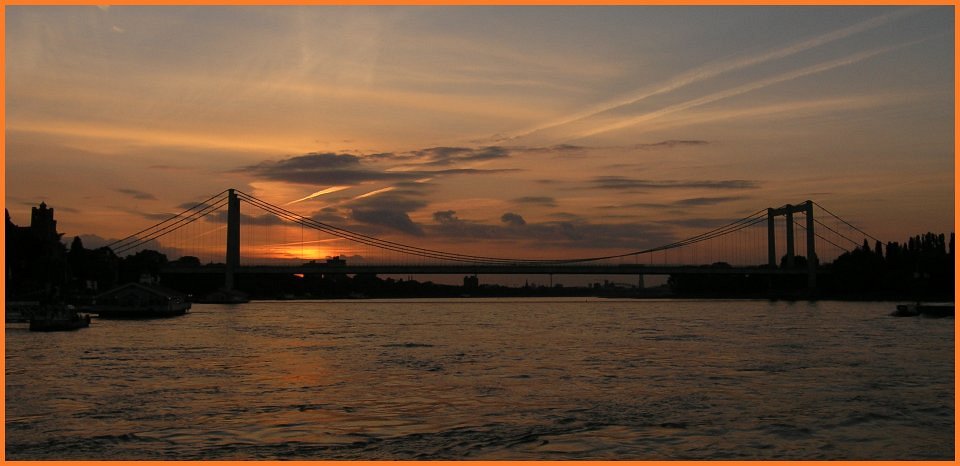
top-left (5, 298), bottom-right (954, 460)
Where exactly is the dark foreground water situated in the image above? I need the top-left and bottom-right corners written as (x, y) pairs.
top-left (5, 298), bottom-right (954, 460)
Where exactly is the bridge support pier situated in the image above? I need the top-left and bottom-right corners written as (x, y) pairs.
top-left (805, 201), bottom-right (816, 290)
top-left (225, 189), bottom-right (240, 290)
top-left (767, 200), bottom-right (817, 291)
top-left (637, 274), bottom-right (644, 290)
top-left (785, 206), bottom-right (795, 268)
top-left (767, 209), bottom-right (776, 268)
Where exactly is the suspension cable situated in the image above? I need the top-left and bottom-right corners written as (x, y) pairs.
top-left (106, 189), bottom-right (229, 249)
top-left (813, 201), bottom-right (882, 243)
top-left (238, 190), bottom-right (769, 264)
top-left (113, 197), bottom-right (229, 255)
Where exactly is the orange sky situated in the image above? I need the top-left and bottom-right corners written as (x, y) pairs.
top-left (4, 5), bottom-right (954, 264)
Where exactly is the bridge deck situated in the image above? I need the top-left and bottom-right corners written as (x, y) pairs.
top-left (162, 264), bottom-right (817, 276)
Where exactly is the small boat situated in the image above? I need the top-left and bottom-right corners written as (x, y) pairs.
top-left (90, 282), bottom-right (192, 319)
top-left (29, 306), bottom-right (91, 332)
top-left (195, 289), bottom-right (249, 304)
top-left (892, 303), bottom-right (954, 318)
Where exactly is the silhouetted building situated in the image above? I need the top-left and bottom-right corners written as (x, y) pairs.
top-left (31, 202), bottom-right (58, 240)
top-left (463, 275), bottom-right (479, 289)
top-left (6, 204), bottom-right (67, 301)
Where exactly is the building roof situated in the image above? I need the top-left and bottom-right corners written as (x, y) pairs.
top-left (96, 282), bottom-right (187, 300)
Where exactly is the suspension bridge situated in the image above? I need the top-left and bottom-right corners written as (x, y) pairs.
top-left (106, 189), bottom-right (881, 292)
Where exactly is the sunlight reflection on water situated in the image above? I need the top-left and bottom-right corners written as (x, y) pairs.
top-left (5, 298), bottom-right (954, 460)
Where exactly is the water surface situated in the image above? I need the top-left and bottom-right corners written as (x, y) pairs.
top-left (5, 298), bottom-right (954, 459)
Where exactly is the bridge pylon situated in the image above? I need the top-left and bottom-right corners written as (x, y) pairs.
top-left (767, 200), bottom-right (817, 290)
top-left (225, 188), bottom-right (240, 290)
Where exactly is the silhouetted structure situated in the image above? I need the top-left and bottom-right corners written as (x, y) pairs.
top-left (463, 275), bottom-right (479, 289)
top-left (767, 201), bottom-right (817, 288)
top-left (6, 204), bottom-right (68, 301)
top-left (92, 281), bottom-right (191, 318)
top-left (821, 232), bottom-right (954, 300)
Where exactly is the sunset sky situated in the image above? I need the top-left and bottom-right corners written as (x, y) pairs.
top-left (5, 6), bottom-right (954, 264)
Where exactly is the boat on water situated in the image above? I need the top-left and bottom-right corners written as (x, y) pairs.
top-left (29, 306), bottom-right (91, 332)
top-left (892, 303), bottom-right (954, 318)
top-left (195, 289), bottom-right (250, 304)
top-left (88, 282), bottom-right (191, 319)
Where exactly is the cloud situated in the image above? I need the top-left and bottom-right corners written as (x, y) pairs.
top-left (242, 151), bottom-right (516, 186)
top-left (590, 176), bottom-right (759, 191)
top-left (242, 152), bottom-right (397, 184)
top-left (598, 202), bottom-right (671, 211)
top-left (433, 210), bottom-right (459, 224)
top-left (571, 39), bottom-right (930, 140)
top-left (116, 188), bottom-right (156, 200)
top-left (349, 190), bottom-right (429, 213)
top-left (351, 209), bottom-right (423, 236)
top-left (513, 196), bottom-right (557, 207)
top-left (352, 186), bottom-right (395, 201)
top-left (549, 212), bottom-right (583, 220)
top-left (674, 196), bottom-right (748, 207)
top-left (500, 8), bottom-right (917, 142)
top-left (286, 185), bottom-right (351, 205)
top-left (517, 144), bottom-right (587, 154)
top-left (631, 140), bottom-right (709, 150)
top-left (310, 207), bottom-right (349, 224)
top-left (411, 146), bottom-right (510, 166)
top-left (140, 212), bottom-right (176, 221)
top-left (347, 191), bottom-right (429, 236)
top-left (500, 212), bottom-right (526, 227)
top-left (429, 211), bottom-right (504, 239)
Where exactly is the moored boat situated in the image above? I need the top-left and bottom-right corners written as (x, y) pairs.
top-left (29, 306), bottom-right (91, 331)
top-left (892, 303), bottom-right (954, 318)
top-left (90, 282), bottom-right (191, 319)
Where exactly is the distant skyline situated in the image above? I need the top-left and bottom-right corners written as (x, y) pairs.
top-left (5, 6), bottom-right (954, 262)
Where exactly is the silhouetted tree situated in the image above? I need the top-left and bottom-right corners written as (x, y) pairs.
top-left (119, 249), bottom-right (168, 284)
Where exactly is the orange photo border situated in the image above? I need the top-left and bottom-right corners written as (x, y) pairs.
top-left (0, 1), bottom-right (955, 465)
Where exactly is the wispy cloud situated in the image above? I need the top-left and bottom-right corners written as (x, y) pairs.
top-left (286, 185), bottom-right (351, 205)
top-left (352, 186), bottom-right (395, 201)
top-left (116, 188), bottom-right (156, 200)
top-left (590, 176), bottom-right (759, 191)
top-left (242, 151), bottom-right (516, 186)
top-left (513, 196), bottom-right (557, 207)
top-left (571, 38), bottom-right (932, 140)
top-left (501, 8), bottom-right (917, 142)
top-left (674, 196), bottom-right (748, 207)
top-left (411, 146), bottom-right (510, 166)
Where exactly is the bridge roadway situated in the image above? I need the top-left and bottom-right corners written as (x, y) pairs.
top-left (162, 263), bottom-right (815, 276)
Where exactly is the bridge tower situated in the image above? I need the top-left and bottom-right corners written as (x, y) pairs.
top-left (225, 188), bottom-right (240, 290)
top-left (767, 200), bottom-right (817, 289)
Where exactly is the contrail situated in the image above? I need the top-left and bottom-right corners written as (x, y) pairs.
top-left (501, 8), bottom-right (916, 142)
top-left (286, 186), bottom-right (350, 205)
top-left (568, 37), bottom-right (932, 140)
top-left (352, 186), bottom-right (395, 201)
